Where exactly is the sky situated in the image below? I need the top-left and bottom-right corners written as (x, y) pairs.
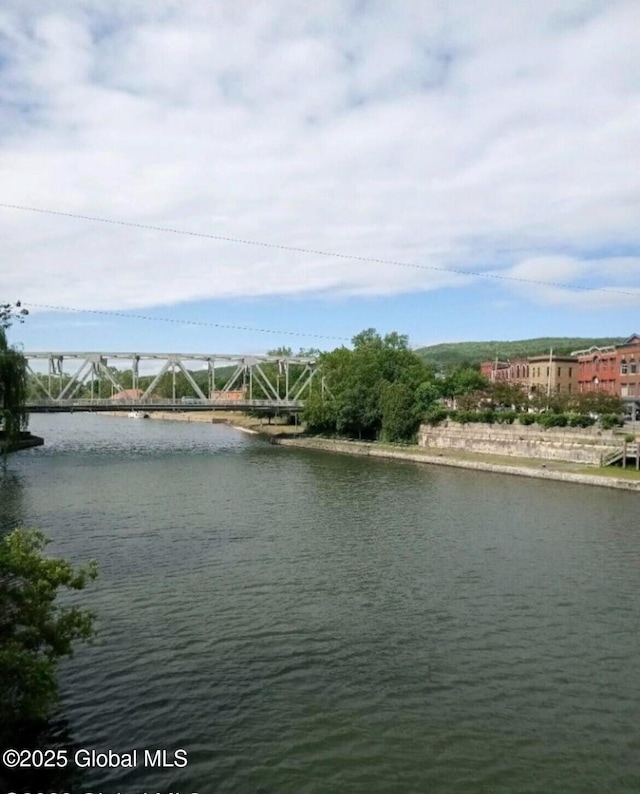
top-left (1, 0), bottom-right (640, 355)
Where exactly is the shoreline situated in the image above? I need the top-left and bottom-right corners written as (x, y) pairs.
top-left (272, 436), bottom-right (640, 492)
top-left (0, 431), bottom-right (45, 454)
top-left (98, 410), bottom-right (303, 437)
top-left (95, 411), bottom-right (639, 490)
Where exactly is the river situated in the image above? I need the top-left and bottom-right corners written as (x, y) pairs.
top-left (2, 414), bottom-right (639, 793)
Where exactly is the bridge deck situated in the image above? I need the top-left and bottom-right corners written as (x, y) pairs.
top-left (26, 400), bottom-right (303, 413)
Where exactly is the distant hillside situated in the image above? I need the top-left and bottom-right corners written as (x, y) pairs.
top-left (415, 337), bottom-right (625, 370)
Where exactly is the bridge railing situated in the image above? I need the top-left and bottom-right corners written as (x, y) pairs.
top-left (25, 397), bottom-right (305, 410)
top-left (23, 351), bottom-right (319, 406)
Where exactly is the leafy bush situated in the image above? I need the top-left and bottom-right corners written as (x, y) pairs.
top-left (444, 409), bottom-right (497, 424)
top-left (568, 414), bottom-right (596, 428)
top-left (424, 407), bottom-right (448, 425)
top-left (518, 414), bottom-right (536, 426)
top-left (537, 413), bottom-right (569, 428)
top-left (601, 414), bottom-right (623, 430)
top-left (0, 528), bottom-right (97, 734)
top-left (380, 381), bottom-right (421, 442)
top-left (495, 411), bottom-right (517, 424)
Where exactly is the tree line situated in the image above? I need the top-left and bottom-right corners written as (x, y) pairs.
top-left (302, 329), bottom-right (485, 442)
top-left (1, 303), bottom-right (29, 450)
top-left (301, 329), bottom-right (626, 443)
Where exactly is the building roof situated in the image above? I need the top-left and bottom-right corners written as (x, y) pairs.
top-left (571, 345), bottom-right (616, 357)
top-left (528, 354), bottom-right (577, 363)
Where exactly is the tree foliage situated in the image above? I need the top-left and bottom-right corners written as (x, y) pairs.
top-left (441, 367), bottom-right (489, 400)
top-left (303, 329), bottom-right (441, 442)
top-left (488, 380), bottom-right (529, 411)
top-left (416, 336), bottom-right (625, 370)
top-left (528, 388), bottom-right (624, 416)
top-left (0, 528), bottom-right (97, 733)
top-left (1, 324), bottom-right (29, 450)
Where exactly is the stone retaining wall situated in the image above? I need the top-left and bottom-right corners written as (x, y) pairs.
top-left (418, 421), bottom-right (621, 464)
top-left (273, 437), bottom-right (640, 491)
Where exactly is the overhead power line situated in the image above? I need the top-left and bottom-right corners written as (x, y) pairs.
top-left (21, 302), bottom-right (349, 342)
top-left (2, 201), bottom-right (640, 298)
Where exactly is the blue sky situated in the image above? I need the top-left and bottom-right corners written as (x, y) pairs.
top-left (1, 0), bottom-right (640, 355)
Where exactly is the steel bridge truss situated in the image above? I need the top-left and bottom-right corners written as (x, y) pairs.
top-left (24, 352), bottom-right (318, 408)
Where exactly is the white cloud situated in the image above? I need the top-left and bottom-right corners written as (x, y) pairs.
top-left (504, 255), bottom-right (640, 308)
top-left (0, 0), bottom-right (639, 311)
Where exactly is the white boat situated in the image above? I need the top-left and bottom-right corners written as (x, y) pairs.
top-left (127, 410), bottom-right (148, 419)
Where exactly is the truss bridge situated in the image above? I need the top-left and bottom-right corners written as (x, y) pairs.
top-left (24, 351), bottom-right (319, 413)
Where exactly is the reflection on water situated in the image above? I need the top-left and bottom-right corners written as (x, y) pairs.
top-left (0, 469), bottom-right (26, 536)
top-left (3, 414), bottom-right (640, 793)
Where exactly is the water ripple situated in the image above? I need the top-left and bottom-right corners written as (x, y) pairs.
top-left (5, 414), bottom-right (640, 793)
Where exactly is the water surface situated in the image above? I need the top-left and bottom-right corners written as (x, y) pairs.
top-left (2, 414), bottom-right (639, 793)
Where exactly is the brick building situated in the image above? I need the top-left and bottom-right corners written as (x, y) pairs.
top-left (210, 389), bottom-right (245, 401)
top-left (575, 346), bottom-right (618, 394)
top-left (574, 334), bottom-right (640, 420)
top-left (480, 358), bottom-right (529, 384)
top-left (617, 334), bottom-right (640, 410)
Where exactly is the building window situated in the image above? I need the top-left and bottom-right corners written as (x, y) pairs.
top-left (546, 367), bottom-right (550, 376)
top-left (569, 367), bottom-right (572, 376)
top-left (557, 367), bottom-right (561, 377)
top-left (631, 361), bottom-right (637, 374)
top-left (621, 359), bottom-right (628, 375)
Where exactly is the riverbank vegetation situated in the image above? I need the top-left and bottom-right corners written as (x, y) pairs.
top-left (0, 528), bottom-right (97, 740)
top-left (1, 302), bottom-right (29, 452)
top-left (302, 329), bottom-right (485, 442)
top-left (301, 329), bottom-right (627, 443)
top-left (425, 383), bottom-right (626, 431)
top-left (425, 408), bottom-right (624, 430)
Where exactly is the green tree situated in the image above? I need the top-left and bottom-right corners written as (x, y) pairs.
top-left (442, 367), bottom-right (488, 399)
top-left (0, 528), bottom-right (97, 734)
top-left (0, 301), bottom-right (29, 330)
top-left (489, 381), bottom-right (529, 411)
top-left (570, 390), bottom-right (624, 416)
top-left (303, 390), bottom-right (338, 434)
top-left (380, 381), bottom-right (420, 442)
top-left (1, 319), bottom-right (29, 452)
top-left (414, 381), bottom-right (440, 413)
top-left (303, 329), bottom-right (438, 442)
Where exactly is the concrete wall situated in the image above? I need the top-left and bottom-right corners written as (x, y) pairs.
top-left (274, 437), bottom-right (640, 491)
top-left (418, 421), bottom-right (621, 464)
